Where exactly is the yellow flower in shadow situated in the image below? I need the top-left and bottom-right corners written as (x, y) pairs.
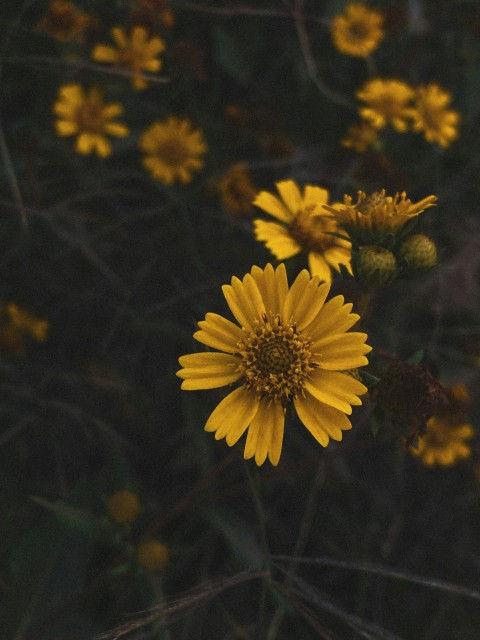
top-left (411, 83), bottom-right (460, 147)
top-left (139, 116), bottom-right (207, 185)
top-left (331, 2), bottom-right (385, 57)
top-left (92, 25), bottom-right (166, 90)
top-left (53, 83), bottom-right (129, 157)
top-left (357, 78), bottom-right (415, 132)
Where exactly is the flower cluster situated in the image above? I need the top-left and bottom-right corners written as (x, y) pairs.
top-left (46, 1), bottom-right (207, 182)
top-left (348, 79), bottom-right (460, 149)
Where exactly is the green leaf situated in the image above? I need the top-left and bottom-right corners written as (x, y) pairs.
top-left (212, 26), bottom-right (250, 83)
top-left (407, 349), bottom-right (425, 365)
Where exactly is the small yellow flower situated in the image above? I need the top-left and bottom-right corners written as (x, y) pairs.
top-left (106, 490), bottom-right (141, 524)
top-left (92, 25), bottom-right (166, 90)
top-left (36, 0), bottom-right (92, 43)
top-left (137, 540), bottom-right (169, 572)
top-left (341, 121), bottom-right (379, 152)
top-left (411, 415), bottom-right (474, 468)
top-left (0, 303), bottom-right (49, 357)
top-left (53, 83), bottom-right (129, 157)
top-left (177, 264), bottom-right (371, 466)
top-left (410, 83), bottom-right (460, 148)
top-left (331, 2), bottom-right (385, 57)
top-left (218, 162), bottom-right (257, 216)
top-left (253, 180), bottom-right (352, 283)
top-left (139, 116), bottom-right (207, 185)
top-left (357, 78), bottom-right (415, 132)
top-left (324, 189), bottom-right (437, 246)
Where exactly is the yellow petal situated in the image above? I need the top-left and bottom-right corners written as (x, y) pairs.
top-left (112, 26), bottom-right (127, 49)
top-left (243, 398), bottom-right (284, 466)
top-left (312, 333), bottom-right (371, 370)
top-left (75, 133), bottom-right (95, 155)
top-left (283, 270), bottom-right (330, 329)
top-left (253, 191), bottom-right (294, 224)
top-left (93, 136), bottom-right (112, 158)
top-left (307, 252), bottom-right (332, 283)
top-left (305, 369), bottom-right (367, 414)
top-left (306, 297), bottom-right (359, 340)
top-left (250, 263), bottom-right (288, 317)
top-left (177, 352), bottom-right (241, 389)
top-left (253, 219), bottom-right (301, 260)
top-left (55, 120), bottom-right (78, 136)
top-left (294, 393), bottom-right (352, 446)
top-left (275, 180), bottom-right (302, 217)
top-left (222, 274), bottom-right (264, 330)
top-left (303, 185), bottom-right (330, 210)
top-left (92, 44), bottom-right (119, 63)
top-left (194, 312), bottom-right (243, 353)
top-left (104, 122), bottom-right (129, 138)
top-left (204, 387), bottom-right (259, 445)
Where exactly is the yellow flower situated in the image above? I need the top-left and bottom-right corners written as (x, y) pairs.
top-left (411, 415), bottom-right (474, 468)
top-left (92, 26), bottom-right (166, 90)
top-left (36, 0), bottom-right (92, 43)
top-left (218, 162), bottom-right (257, 216)
top-left (253, 180), bottom-right (352, 283)
top-left (341, 121), bottom-right (379, 152)
top-left (331, 2), bottom-right (385, 57)
top-left (357, 79), bottom-right (415, 132)
top-left (324, 189), bottom-right (437, 246)
top-left (139, 116), bottom-right (207, 185)
top-left (53, 84), bottom-right (129, 157)
top-left (410, 83), bottom-right (460, 148)
top-left (137, 540), bottom-right (169, 572)
top-left (0, 303), bottom-right (49, 357)
top-left (177, 264), bottom-right (371, 466)
top-left (106, 490), bottom-right (141, 524)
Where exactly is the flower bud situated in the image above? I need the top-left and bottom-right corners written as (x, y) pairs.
top-left (355, 245), bottom-right (397, 287)
top-left (398, 234), bottom-right (437, 272)
top-left (137, 540), bottom-right (169, 572)
top-left (106, 490), bottom-right (141, 524)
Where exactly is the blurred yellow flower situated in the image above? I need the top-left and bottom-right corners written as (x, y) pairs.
top-left (357, 78), bottom-right (415, 131)
top-left (137, 540), bottom-right (169, 572)
top-left (36, 0), bottom-right (92, 43)
top-left (253, 180), bottom-right (352, 283)
top-left (106, 490), bottom-right (141, 524)
top-left (53, 84), bottom-right (129, 157)
top-left (92, 26), bottom-right (166, 90)
top-left (331, 2), bottom-right (385, 57)
top-left (325, 189), bottom-right (437, 245)
top-left (177, 264), bottom-right (370, 466)
top-left (411, 83), bottom-right (460, 147)
top-left (139, 116), bottom-right (207, 184)
top-left (412, 414), bottom-right (474, 468)
top-left (341, 121), bottom-right (379, 152)
top-left (218, 162), bottom-right (257, 216)
top-left (0, 303), bottom-right (48, 358)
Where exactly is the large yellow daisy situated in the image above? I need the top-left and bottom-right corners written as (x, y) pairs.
top-left (177, 264), bottom-right (371, 466)
top-left (253, 180), bottom-right (352, 283)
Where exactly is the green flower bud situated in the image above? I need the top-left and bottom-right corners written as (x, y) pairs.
top-left (355, 245), bottom-right (397, 288)
top-left (398, 234), bottom-right (437, 272)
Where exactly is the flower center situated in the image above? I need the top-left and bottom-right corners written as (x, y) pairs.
top-left (236, 315), bottom-right (316, 403)
top-left (76, 99), bottom-right (105, 134)
top-left (289, 206), bottom-right (337, 254)
top-left (348, 20), bottom-right (369, 41)
top-left (157, 137), bottom-right (187, 166)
